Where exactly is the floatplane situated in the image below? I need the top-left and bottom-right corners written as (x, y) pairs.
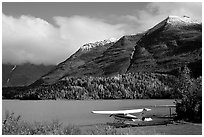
top-left (92, 105), bottom-right (176, 124)
top-left (92, 108), bottom-right (153, 123)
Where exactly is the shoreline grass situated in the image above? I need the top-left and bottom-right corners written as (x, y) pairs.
top-left (2, 111), bottom-right (201, 135)
top-left (2, 111), bottom-right (165, 135)
top-left (2, 111), bottom-right (81, 135)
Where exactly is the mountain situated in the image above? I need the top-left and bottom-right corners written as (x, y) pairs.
top-left (127, 16), bottom-right (202, 76)
top-left (2, 63), bottom-right (54, 87)
top-left (33, 34), bottom-right (143, 85)
top-left (33, 38), bottom-right (117, 85)
top-left (34, 16), bottom-right (202, 86)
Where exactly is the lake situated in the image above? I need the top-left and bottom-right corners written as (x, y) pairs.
top-left (2, 99), bottom-right (175, 126)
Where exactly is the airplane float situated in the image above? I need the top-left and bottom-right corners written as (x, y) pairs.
top-left (92, 108), bottom-right (153, 123)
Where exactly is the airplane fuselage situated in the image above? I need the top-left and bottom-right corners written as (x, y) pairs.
top-left (112, 114), bottom-right (140, 121)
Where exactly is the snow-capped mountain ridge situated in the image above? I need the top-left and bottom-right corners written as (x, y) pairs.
top-left (81, 16), bottom-right (200, 51)
top-left (167, 15), bottom-right (201, 25)
top-left (80, 38), bottom-right (117, 51)
top-left (145, 15), bottom-right (200, 36)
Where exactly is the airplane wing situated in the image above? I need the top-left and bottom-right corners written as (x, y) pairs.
top-left (92, 108), bottom-right (151, 114)
top-left (156, 105), bottom-right (176, 107)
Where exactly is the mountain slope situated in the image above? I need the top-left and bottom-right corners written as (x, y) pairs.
top-left (92, 34), bottom-right (143, 76)
top-left (127, 16), bottom-right (202, 76)
top-left (2, 63), bottom-right (54, 87)
top-left (34, 39), bottom-right (116, 85)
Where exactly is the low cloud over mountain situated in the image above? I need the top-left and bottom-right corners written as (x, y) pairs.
top-left (2, 14), bottom-right (125, 65)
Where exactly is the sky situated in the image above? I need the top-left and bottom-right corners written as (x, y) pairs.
top-left (2, 2), bottom-right (202, 65)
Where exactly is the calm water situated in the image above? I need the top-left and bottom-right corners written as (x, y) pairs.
top-left (2, 99), bottom-right (175, 126)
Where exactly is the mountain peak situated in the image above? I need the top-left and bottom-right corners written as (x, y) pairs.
top-left (166, 15), bottom-right (201, 25)
top-left (145, 15), bottom-right (201, 36)
top-left (80, 38), bottom-right (117, 51)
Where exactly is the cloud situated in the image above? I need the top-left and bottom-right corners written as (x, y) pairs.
top-left (2, 14), bottom-right (125, 65)
top-left (120, 2), bottom-right (202, 33)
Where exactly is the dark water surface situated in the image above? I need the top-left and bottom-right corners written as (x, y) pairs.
top-left (2, 99), bottom-right (175, 126)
